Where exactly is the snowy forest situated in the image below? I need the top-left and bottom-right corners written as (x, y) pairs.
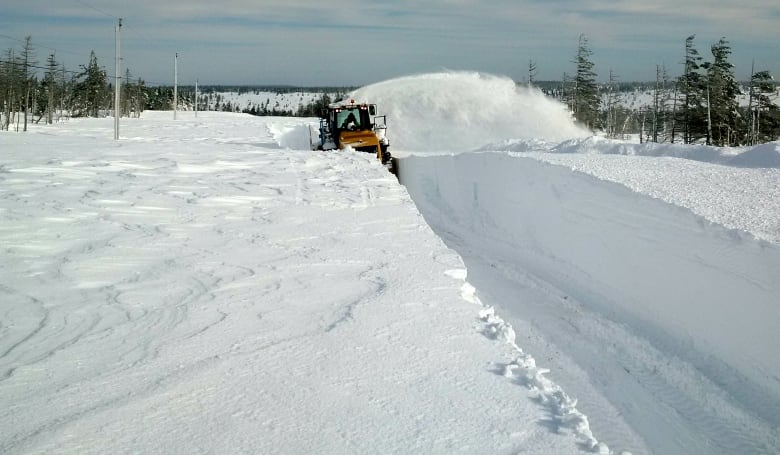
top-left (2, 34), bottom-right (778, 145)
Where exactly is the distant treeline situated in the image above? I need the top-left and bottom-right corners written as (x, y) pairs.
top-left (178, 87), bottom-right (353, 117)
top-left (530, 34), bottom-right (780, 145)
top-left (192, 85), bottom-right (357, 95)
top-left (3, 34), bottom-right (779, 144)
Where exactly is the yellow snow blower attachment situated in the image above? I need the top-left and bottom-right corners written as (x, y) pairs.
top-left (311, 100), bottom-right (393, 173)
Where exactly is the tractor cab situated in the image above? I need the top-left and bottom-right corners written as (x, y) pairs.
top-left (314, 100), bottom-right (391, 171)
top-left (333, 105), bottom-right (373, 132)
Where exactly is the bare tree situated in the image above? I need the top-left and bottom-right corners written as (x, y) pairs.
top-left (1, 48), bottom-right (23, 131)
top-left (605, 69), bottom-right (621, 138)
top-left (20, 36), bottom-right (37, 131)
top-left (43, 53), bottom-right (59, 124)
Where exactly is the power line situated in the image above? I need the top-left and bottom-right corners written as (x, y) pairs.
top-left (1, 8), bottom-right (182, 85)
top-left (0, 33), bottom-right (91, 58)
top-left (73, 0), bottom-right (118, 19)
top-left (1, 24), bottom-right (178, 87)
top-left (0, 58), bottom-right (84, 77)
top-left (0, 58), bottom-right (126, 81)
top-left (0, 27), bottom-right (169, 85)
top-left (0, 58), bottom-right (174, 87)
top-left (0, 33), bottom-right (29, 45)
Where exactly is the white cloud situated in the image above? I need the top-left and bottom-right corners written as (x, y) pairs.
top-left (2, 0), bottom-right (777, 84)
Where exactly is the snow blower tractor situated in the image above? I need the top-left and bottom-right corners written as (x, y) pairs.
top-left (311, 100), bottom-right (393, 173)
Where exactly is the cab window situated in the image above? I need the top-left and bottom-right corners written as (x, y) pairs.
top-left (338, 109), bottom-right (361, 130)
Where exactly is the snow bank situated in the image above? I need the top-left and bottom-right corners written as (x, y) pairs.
top-left (484, 136), bottom-right (780, 170)
top-left (473, 136), bottom-right (780, 244)
top-left (366, 70), bottom-right (779, 452)
top-left (399, 151), bottom-right (780, 453)
top-left (728, 141), bottom-right (780, 168)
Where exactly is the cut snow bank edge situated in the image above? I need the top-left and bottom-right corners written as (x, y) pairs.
top-left (399, 151), bottom-right (780, 427)
top-left (446, 270), bottom-right (610, 454)
top-left (480, 137), bottom-right (780, 245)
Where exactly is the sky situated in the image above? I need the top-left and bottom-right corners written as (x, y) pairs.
top-left (1, 0), bottom-right (778, 86)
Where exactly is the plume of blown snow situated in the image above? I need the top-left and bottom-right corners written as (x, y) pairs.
top-left (349, 71), bottom-right (591, 153)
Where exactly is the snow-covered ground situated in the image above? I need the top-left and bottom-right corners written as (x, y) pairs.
top-left (200, 90), bottom-right (339, 112)
top-left (610, 86), bottom-right (780, 112)
top-left (1, 71), bottom-right (779, 454)
top-left (0, 110), bottom-right (600, 454)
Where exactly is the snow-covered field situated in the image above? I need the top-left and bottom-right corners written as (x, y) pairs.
top-left (202, 90), bottom-right (338, 112)
top-left (195, 79), bottom-right (779, 116)
top-left (611, 86), bottom-right (780, 112)
top-left (2, 71), bottom-right (779, 454)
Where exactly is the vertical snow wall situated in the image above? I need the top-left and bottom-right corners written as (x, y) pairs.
top-left (398, 151), bottom-right (780, 423)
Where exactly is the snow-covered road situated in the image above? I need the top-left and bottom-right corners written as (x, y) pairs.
top-left (2, 71), bottom-right (779, 454)
top-left (1, 112), bottom-right (599, 454)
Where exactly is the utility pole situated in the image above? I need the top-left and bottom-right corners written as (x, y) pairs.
top-left (174, 53), bottom-right (178, 120)
top-left (114, 18), bottom-right (122, 140)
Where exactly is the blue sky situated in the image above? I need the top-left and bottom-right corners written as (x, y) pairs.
top-left (1, 0), bottom-right (778, 86)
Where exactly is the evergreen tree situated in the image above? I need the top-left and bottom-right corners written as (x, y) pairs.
top-left (296, 92), bottom-right (332, 117)
top-left (747, 69), bottom-right (780, 143)
top-left (134, 77), bottom-right (147, 117)
top-left (122, 68), bottom-right (132, 116)
top-left (572, 34), bottom-right (600, 129)
top-left (146, 86), bottom-right (173, 111)
top-left (73, 51), bottom-right (109, 117)
top-left (678, 35), bottom-right (707, 143)
top-left (702, 38), bottom-right (742, 146)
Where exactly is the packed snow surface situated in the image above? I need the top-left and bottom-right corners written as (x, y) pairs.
top-left (2, 71), bottom-right (779, 454)
top-left (1, 112), bottom-right (599, 454)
